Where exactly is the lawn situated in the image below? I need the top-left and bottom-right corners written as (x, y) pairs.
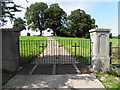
top-left (20, 36), bottom-right (47, 40)
top-left (51, 36), bottom-right (91, 64)
top-left (110, 39), bottom-right (119, 47)
top-left (19, 36), bottom-right (47, 65)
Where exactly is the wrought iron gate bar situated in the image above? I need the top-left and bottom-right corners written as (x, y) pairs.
top-left (20, 40), bottom-right (91, 65)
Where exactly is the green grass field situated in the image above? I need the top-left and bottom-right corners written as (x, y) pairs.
top-left (51, 36), bottom-right (119, 46)
top-left (110, 39), bottom-right (119, 47)
top-left (20, 36), bottom-right (47, 40)
top-left (19, 36), bottom-right (47, 65)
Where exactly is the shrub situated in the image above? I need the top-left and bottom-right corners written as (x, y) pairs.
top-left (108, 66), bottom-right (120, 77)
top-left (27, 32), bottom-right (30, 36)
top-left (118, 35), bottom-right (120, 39)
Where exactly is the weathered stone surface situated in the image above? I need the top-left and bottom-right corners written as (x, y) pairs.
top-left (89, 28), bottom-right (110, 71)
top-left (1, 28), bottom-right (20, 71)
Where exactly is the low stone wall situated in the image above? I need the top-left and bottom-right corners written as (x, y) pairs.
top-left (1, 28), bottom-right (20, 71)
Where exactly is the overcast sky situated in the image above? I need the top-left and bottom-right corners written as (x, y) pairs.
top-left (1, 0), bottom-right (119, 36)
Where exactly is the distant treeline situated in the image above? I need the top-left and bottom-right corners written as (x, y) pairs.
top-left (13, 2), bottom-right (98, 38)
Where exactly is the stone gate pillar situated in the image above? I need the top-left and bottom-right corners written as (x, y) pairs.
top-left (89, 28), bottom-right (110, 71)
top-left (1, 28), bottom-right (20, 71)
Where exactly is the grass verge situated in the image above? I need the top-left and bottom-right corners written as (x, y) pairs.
top-left (96, 71), bottom-right (120, 89)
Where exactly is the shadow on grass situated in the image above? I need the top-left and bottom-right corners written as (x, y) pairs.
top-left (76, 55), bottom-right (90, 65)
top-left (20, 55), bottom-right (36, 66)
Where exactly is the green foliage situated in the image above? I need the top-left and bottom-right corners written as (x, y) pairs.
top-left (109, 33), bottom-right (112, 38)
top-left (109, 66), bottom-right (120, 77)
top-left (118, 35), bottom-right (120, 39)
top-left (96, 72), bottom-right (120, 88)
top-left (61, 9), bottom-right (97, 38)
top-left (0, 2), bottom-right (23, 26)
top-left (27, 32), bottom-right (30, 36)
top-left (25, 2), bottom-right (48, 36)
top-left (110, 39), bottom-right (119, 47)
top-left (24, 3), bottom-right (97, 37)
top-left (13, 17), bottom-right (26, 31)
top-left (44, 3), bottom-right (67, 36)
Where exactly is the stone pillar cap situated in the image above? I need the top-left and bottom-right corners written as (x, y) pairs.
top-left (89, 28), bottom-right (111, 33)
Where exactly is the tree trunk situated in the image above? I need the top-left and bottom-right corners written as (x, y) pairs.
top-left (40, 30), bottom-right (42, 36)
top-left (53, 33), bottom-right (56, 36)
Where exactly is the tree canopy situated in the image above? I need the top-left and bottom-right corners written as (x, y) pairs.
top-left (24, 3), bottom-right (97, 38)
top-left (61, 9), bottom-right (98, 38)
top-left (13, 17), bottom-right (26, 31)
top-left (25, 2), bottom-right (48, 36)
top-left (44, 3), bottom-right (67, 36)
top-left (118, 34), bottom-right (120, 39)
top-left (0, 1), bottom-right (24, 27)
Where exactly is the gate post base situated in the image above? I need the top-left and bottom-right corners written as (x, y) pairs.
top-left (92, 56), bottom-right (110, 72)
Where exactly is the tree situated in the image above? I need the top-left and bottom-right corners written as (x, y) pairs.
top-left (61, 21), bottom-right (76, 37)
top-left (0, 1), bottom-right (24, 26)
top-left (62, 9), bottom-right (97, 38)
top-left (25, 2), bottom-right (48, 36)
top-left (109, 33), bottom-right (112, 38)
top-left (13, 17), bottom-right (26, 31)
top-left (27, 32), bottom-right (30, 36)
top-left (118, 34), bottom-right (120, 39)
top-left (44, 3), bottom-right (67, 36)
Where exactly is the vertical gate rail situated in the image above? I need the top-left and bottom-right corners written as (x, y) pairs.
top-left (19, 40), bottom-right (91, 65)
top-left (109, 42), bottom-right (112, 65)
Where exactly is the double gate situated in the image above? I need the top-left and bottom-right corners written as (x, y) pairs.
top-left (19, 39), bottom-right (91, 65)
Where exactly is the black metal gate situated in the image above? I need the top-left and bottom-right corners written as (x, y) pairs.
top-left (19, 39), bottom-right (91, 65)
